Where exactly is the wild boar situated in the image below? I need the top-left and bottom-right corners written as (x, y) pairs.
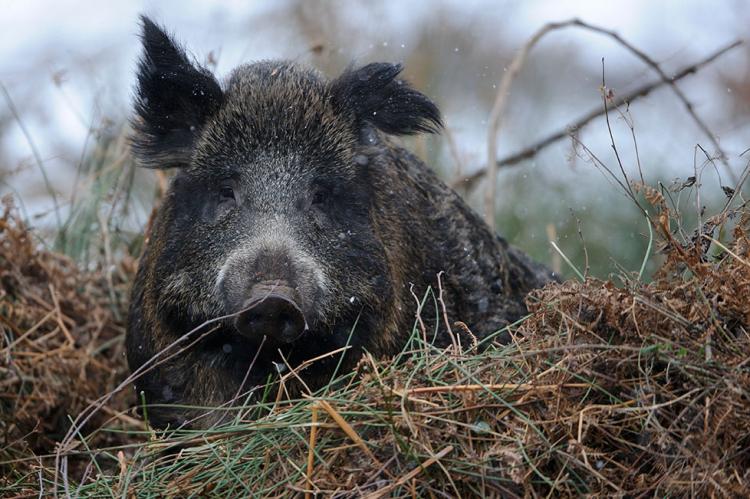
top-left (126, 16), bottom-right (554, 428)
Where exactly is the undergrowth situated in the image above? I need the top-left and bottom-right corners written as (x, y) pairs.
top-left (1, 175), bottom-right (749, 496)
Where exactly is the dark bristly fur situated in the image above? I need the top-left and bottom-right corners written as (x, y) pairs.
top-left (126, 16), bottom-right (555, 429)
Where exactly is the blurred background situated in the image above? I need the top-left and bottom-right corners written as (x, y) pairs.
top-left (1, 0), bottom-right (748, 279)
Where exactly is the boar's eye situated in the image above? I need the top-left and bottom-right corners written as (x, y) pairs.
top-left (212, 183), bottom-right (237, 219)
top-left (219, 185), bottom-right (235, 202)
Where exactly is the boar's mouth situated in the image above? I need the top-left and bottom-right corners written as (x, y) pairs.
top-left (233, 282), bottom-right (309, 344)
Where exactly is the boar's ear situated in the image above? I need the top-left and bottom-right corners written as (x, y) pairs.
top-left (131, 16), bottom-right (224, 169)
top-left (331, 62), bottom-right (442, 137)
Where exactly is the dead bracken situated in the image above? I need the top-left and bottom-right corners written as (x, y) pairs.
top-left (0, 198), bottom-right (135, 482)
top-left (1, 187), bottom-right (749, 496)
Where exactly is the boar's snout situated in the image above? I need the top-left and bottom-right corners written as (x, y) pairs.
top-left (233, 281), bottom-right (308, 343)
top-left (217, 232), bottom-right (330, 343)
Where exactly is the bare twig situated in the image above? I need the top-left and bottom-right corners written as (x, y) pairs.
top-left (485, 19), bottom-right (582, 227)
top-left (721, 157), bottom-right (750, 214)
top-left (601, 60), bottom-right (637, 203)
top-left (616, 103), bottom-right (645, 185)
top-left (464, 38), bottom-right (742, 195)
top-left (574, 211), bottom-right (590, 278)
top-left (435, 271), bottom-right (458, 353)
top-left (574, 20), bottom-right (737, 181)
top-left (409, 283), bottom-right (428, 349)
top-left (442, 125), bottom-right (467, 194)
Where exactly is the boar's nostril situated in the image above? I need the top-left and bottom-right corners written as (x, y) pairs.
top-left (233, 285), bottom-right (307, 344)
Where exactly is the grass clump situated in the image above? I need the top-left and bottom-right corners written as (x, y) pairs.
top-left (1, 177), bottom-right (749, 496)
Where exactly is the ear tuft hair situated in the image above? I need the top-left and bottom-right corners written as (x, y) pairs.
top-left (131, 16), bottom-right (224, 169)
top-left (331, 62), bottom-right (442, 137)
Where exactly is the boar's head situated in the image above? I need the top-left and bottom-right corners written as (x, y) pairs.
top-left (130, 17), bottom-right (442, 361)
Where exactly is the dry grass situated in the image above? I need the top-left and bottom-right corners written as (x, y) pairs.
top-left (0, 197), bottom-right (137, 490)
top-left (1, 179), bottom-right (749, 496)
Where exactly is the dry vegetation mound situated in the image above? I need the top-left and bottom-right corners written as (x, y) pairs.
top-left (1, 192), bottom-right (749, 497)
top-left (0, 199), bottom-right (134, 482)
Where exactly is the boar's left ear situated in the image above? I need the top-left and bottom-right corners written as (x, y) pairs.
top-left (331, 62), bottom-right (442, 137)
top-left (131, 16), bottom-right (224, 169)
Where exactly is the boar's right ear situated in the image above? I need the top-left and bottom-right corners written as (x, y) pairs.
top-left (131, 16), bottom-right (224, 169)
top-left (331, 62), bottom-right (442, 138)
